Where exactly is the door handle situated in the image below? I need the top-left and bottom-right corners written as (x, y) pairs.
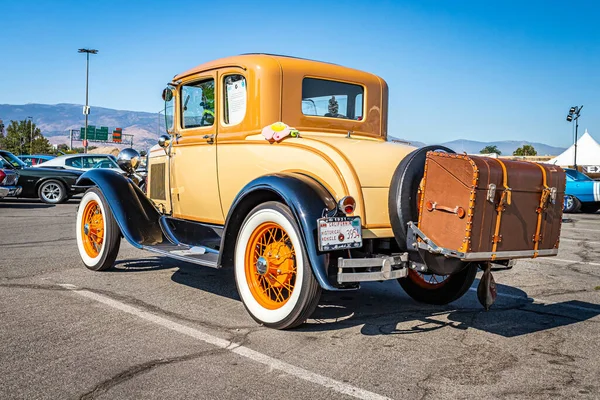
top-left (203, 134), bottom-right (215, 144)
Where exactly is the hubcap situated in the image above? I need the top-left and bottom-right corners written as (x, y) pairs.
top-left (42, 183), bottom-right (61, 201)
top-left (81, 200), bottom-right (104, 258)
top-left (245, 222), bottom-right (297, 309)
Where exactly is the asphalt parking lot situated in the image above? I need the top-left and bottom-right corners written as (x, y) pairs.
top-left (1, 198), bottom-right (599, 400)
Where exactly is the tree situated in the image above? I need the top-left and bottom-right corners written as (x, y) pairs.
top-left (513, 145), bottom-right (537, 156)
top-left (480, 145), bottom-right (501, 155)
top-left (0, 119), bottom-right (52, 155)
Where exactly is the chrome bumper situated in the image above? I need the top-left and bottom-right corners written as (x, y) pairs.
top-left (0, 185), bottom-right (22, 198)
top-left (337, 254), bottom-right (408, 283)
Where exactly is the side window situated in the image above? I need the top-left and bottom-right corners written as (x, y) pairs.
top-left (181, 79), bottom-right (215, 128)
top-left (301, 78), bottom-right (364, 120)
top-left (223, 75), bottom-right (247, 125)
top-left (66, 157), bottom-right (82, 168)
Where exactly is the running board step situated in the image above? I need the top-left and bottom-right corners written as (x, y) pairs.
top-left (142, 243), bottom-right (220, 268)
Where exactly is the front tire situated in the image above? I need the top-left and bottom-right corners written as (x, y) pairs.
top-left (76, 188), bottom-right (121, 271)
top-left (38, 180), bottom-right (67, 204)
top-left (399, 263), bottom-right (478, 305)
top-left (234, 202), bottom-right (321, 329)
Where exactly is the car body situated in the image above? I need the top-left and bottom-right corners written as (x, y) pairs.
top-left (563, 168), bottom-right (600, 213)
top-left (0, 150), bottom-right (85, 204)
top-left (17, 154), bottom-right (56, 167)
top-left (36, 154), bottom-right (123, 173)
top-left (74, 54), bottom-right (563, 329)
top-left (0, 157), bottom-right (21, 199)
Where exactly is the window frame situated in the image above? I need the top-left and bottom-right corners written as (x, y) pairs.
top-left (301, 77), bottom-right (366, 122)
top-left (179, 77), bottom-right (216, 130)
top-left (222, 74), bottom-right (247, 127)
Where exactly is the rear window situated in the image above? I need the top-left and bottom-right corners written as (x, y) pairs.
top-left (302, 78), bottom-right (364, 120)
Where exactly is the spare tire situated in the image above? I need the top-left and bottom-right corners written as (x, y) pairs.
top-left (388, 145), bottom-right (465, 275)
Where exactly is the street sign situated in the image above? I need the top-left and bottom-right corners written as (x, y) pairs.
top-left (97, 126), bottom-right (109, 141)
top-left (113, 127), bottom-right (122, 143)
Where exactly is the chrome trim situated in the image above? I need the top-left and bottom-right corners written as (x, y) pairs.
top-left (337, 254), bottom-right (408, 283)
top-left (407, 222), bottom-right (559, 261)
top-left (487, 183), bottom-right (496, 202)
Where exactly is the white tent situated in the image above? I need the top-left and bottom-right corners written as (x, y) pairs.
top-left (548, 130), bottom-right (600, 167)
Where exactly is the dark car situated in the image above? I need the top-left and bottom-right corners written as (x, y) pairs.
top-left (0, 150), bottom-right (85, 204)
top-left (0, 158), bottom-right (22, 199)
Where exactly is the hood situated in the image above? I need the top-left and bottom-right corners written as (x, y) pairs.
top-left (302, 135), bottom-right (417, 187)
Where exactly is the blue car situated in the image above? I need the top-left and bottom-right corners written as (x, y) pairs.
top-left (563, 168), bottom-right (600, 213)
top-left (17, 154), bottom-right (55, 167)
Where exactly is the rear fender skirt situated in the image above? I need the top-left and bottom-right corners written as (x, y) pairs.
top-left (76, 170), bottom-right (166, 248)
top-left (219, 173), bottom-right (346, 291)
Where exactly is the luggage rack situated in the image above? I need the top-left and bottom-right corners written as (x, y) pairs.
top-left (406, 222), bottom-right (558, 261)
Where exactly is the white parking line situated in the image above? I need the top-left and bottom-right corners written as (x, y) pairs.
top-left (561, 227), bottom-right (600, 233)
top-left (469, 288), bottom-right (600, 313)
top-left (58, 285), bottom-right (390, 400)
top-left (538, 257), bottom-right (600, 267)
top-left (559, 238), bottom-right (600, 246)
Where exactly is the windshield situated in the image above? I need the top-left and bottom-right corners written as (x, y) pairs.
top-left (0, 157), bottom-right (12, 169)
top-left (0, 151), bottom-right (27, 169)
top-left (565, 169), bottom-right (592, 181)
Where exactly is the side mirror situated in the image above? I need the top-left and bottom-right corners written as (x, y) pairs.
top-left (116, 148), bottom-right (141, 174)
top-left (162, 88), bottom-right (173, 102)
top-left (158, 134), bottom-right (171, 149)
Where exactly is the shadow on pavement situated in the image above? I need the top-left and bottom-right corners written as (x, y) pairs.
top-left (112, 255), bottom-right (600, 337)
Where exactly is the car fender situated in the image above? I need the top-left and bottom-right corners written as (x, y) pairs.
top-left (219, 173), bottom-right (344, 291)
top-left (76, 169), bottom-right (166, 247)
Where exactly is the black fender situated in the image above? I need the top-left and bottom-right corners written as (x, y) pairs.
top-left (218, 173), bottom-right (342, 291)
top-left (76, 170), bottom-right (166, 248)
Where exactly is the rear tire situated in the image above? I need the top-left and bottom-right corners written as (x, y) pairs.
top-left (76, 188), bottom-right (121, 271)
top-left (564, 195), bottom-right (581, 213)
top-left (234, 202), bottom-right (321, 329)
top-left (399, 263), bottom-right (478, 305)
top-left (38, 180), bottom-right (67, 204)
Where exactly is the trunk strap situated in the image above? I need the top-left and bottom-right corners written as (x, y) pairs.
top-left (532, 163), bottom-right (552, 257)
top-left (491, 159), bottom-right (512, 260)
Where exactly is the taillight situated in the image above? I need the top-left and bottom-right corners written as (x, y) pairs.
top-left (338, 196), bottom-right (356, 215)
top-left (0, 170), bottom-right (5, 184)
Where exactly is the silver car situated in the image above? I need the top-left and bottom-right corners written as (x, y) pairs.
top-left (35, 154), bottom-right (123, 173)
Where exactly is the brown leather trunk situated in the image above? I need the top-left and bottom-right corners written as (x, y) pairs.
top-left (417, 152), bottom-right (565, 261)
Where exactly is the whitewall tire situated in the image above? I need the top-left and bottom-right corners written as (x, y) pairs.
top-left (234, 202), bottom-right (321, 329)
top-left (76, 188), bottom-right (121, 271)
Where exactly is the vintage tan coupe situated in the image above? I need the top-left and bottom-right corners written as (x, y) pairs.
top-left (75, 54), bottom-right (564, 329)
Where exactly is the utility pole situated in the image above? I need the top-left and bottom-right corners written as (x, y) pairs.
top-left (566, 105), bottom-right (583, 170)
top-left (27, 116), bottom-right (33, 154)
top-left (78, 48), bottom-right (98, 154)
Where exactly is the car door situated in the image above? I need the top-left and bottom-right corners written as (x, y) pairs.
top-left (170, 71), bottom-right (223, 224)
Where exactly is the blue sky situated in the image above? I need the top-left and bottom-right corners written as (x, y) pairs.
top-left (1, 0), bottom-right (598, 147)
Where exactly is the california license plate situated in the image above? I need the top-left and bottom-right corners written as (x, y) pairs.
top-left (317, 216), bottom-right (362, 251)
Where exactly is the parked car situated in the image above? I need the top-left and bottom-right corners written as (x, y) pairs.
top-left (0, 150), bottom-right (85, 204)
top-left (73, 54), bottom-right (564, 329)
top-left (563, 168), bottom-right (600, 213)
top-left (17, 154), bottom-right (56, 167)
top-left (0, 157), bottom-right (21, 199)
top-left (36, 154), bottom-right (122, 173)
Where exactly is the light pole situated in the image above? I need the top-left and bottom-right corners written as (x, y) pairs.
top-left (26, 116), bottom-right (33, 154)
top-left (78, 48), bottom-right (98, 154)
top-left (566, 105), bottom-right (583, 170)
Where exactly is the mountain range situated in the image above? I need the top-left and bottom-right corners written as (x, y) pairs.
top-left (0, 103), bottom-right (566, 155)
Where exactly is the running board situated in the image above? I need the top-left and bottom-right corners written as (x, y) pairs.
top-left (142, 243), bottom-right (220, 268)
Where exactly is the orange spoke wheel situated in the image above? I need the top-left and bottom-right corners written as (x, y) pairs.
top-left (81, 200), bottom-right (104, 258)
top-left (244, 222), bottom-right (297, 310)
top-left (407, 270), bottom-right (449, 289)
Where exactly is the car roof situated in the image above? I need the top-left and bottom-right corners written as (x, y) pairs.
top-left (172, 53), bottom-right (381, 84)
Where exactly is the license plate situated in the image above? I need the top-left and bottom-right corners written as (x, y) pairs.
top-left (317, 216), bottom-right (362, 251)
